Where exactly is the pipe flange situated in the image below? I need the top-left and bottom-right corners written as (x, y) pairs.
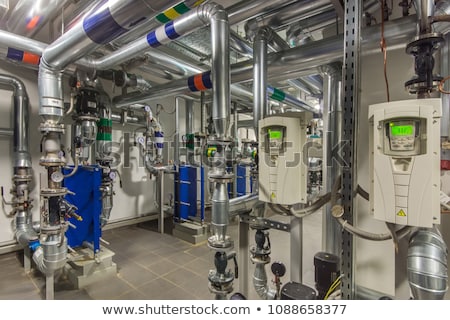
top-left (76, 115), bottom-right (100, 122)
top-left (208, 173), bottom-right (234, 183)
top-left (12, 174), bottom-right (33, 182)
top-left (39, 159), bottom-right (66, 167)
top-left (39, 123), bottom-right (65, 134)
top-left (40, 225), bottom-right (64, 233)
top-left (208, 235), bottom-right (234, 250)
top-left (41, 188), bottom-right (68, 197)
top-left (250, 255), bottom-right (271, 265)
top-left (250, 245), bottom-right (271, 256)
top-left (405, 78), bottom-right (442, 94)
top-left (406, 33), bottom-right (444, 55)
top-left (208, 271), bottom-right (234, 295)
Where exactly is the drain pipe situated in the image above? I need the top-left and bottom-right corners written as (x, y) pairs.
top-left (0, 75), bottom-right (36, 248)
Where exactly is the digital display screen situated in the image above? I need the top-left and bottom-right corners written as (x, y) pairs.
top-left (269, 129), bottom-right (282, 140)
top-left (390, 124), bottom-right (413, 137)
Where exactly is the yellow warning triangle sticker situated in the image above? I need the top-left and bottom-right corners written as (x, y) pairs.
top-left (397, 209), bottom-right (407, 217)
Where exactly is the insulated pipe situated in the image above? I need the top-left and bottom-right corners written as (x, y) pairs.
top-left (81, 3), bottom-right (230, 138)
top-left (0, 75), bottom-right (36, 248)
top-left (0, 128), bottom-right (13, 136)
top-left (245, 0), bottom-right (332, 38)
top-left (39, 0), bottom-right (190, 123)
top-left (253, 263), bottom-right (277, 300)
top-left (0, 75), bottom-right (31, 168)
top-left (414, 0), bottom-right (435, 33)
top-left (0, 29), bottom-right (47, 56)
top-left (253, 27), bottom-right (270, 134)
top-left (232, 15), bottom-right (419, 84)
top-left (229, 194), bottom-right (261, 216)
top-left (407, 228), bottom-right (448, 300)
top-left (114, 15), bottom-right (418, 108)
top-left (6, 0), bottom-right (70, 37)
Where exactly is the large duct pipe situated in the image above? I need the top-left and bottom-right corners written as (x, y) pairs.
top-left (407, 228), bottom-right (448, 299)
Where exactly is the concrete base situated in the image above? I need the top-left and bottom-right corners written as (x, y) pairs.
top-left (65, 247), bottom-right (117, 289)
top-left (172, 221), bottom-right (209, 244)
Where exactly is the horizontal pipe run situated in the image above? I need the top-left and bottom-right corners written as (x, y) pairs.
top-left (0, 128), bottom-right (13, 136)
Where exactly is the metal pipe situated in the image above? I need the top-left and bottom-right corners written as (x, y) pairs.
top-left (0, 29), bottom-right (47, 56)
top-left (6, 0), bottom-right (70, 37)
top-left (253, 27), bottom-right (270, 133)
top-left (434, 0), bottom-right (450, 34)
top-left (245, 0), bottom-right (332, 37)
top-left (0, 75), bottom-right (36, 249)
top-left (414, 0), bottom-right (435, 33)
top-left (114, 15), bottom-right (418, 109)
top-left (0, 128), bottom-right (13, 136)
top-left (253, 263), bottom-right (277, 300)
top-left (227, 0), bottom-right (298, 26)
top-left (407, 228), bottom-right (448, 299)
top-left (232, 15), bottom-right (419, 84)
top-left (320, 63), bottom-right (342, 256)
top-left (229, 194), bottom-right (261, 216)
top-left (0, 74), bottom-right (31, 168)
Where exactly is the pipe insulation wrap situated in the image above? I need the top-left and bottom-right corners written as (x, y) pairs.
top-left (407, 229), bottom-right (448, 300)
top-left (253, 263), bottom-right (277, 300)
top-left (0, 74), bottom-right (31, 168)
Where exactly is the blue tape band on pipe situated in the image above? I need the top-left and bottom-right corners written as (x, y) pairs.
top-left (202, 71), bottom-right (212, 89)
top-left (83, 5), bottom-right (128, 44)
top-left (155, 143), bottom-right (164, 148)
top-left (188, 76), bottom-right (197, 92)
top-left (6, 48), bottom-right (24, 61)
top-left (165, 21), bottom-right (180, 40)
top-left (147, 31), bottom-right (161, 48)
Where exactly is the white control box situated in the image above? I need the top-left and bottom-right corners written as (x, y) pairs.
top-left (259, 112), bottom-right (312, 205)
top-left (369, 99), bottom-right (441, 227)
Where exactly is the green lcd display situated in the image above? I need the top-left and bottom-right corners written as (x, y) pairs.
top-left (390, 124), bottom-right (413, 136)
top-left (269, 129), bottom-right (282, 139)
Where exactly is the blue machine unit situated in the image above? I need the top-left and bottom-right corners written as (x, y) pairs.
top-left (236, 165), bottom-right (248, 197)
top-left (63, 166), bottom-right (102, 252)
top-left (174, 165), bottom-right (198, 221)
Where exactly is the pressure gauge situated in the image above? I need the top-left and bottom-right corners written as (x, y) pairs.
top-left (136, 136), bottom-right (145, 146)
top-left (51, 171), bottom-right (64, 183)
top-left (144, 105), bottom-right (151, 113)
top-left (109, 171), bottom-right (117, 180)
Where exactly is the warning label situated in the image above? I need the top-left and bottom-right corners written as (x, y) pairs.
top-left (397, 209), bottom-right (407, 217)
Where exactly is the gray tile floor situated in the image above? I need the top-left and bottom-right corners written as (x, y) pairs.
top-left (0, 212), bottom-right (322, 300)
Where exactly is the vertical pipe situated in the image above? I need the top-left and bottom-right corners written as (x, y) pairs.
top-left (186, 99), bottom-right (194, 165)
top-left (211, 7), bottom-right (230, 138)
top-left (321, 63), bottom-right (342, 256)
top-left (253, 28), bottom-right (269, 133)
top-left (290, 217), bottom-right (303, 283)
top-left (174, 97), bottom-right (181, 166)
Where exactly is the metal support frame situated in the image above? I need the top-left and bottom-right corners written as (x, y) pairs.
top-left (341, 0), bottom-right (361, 299)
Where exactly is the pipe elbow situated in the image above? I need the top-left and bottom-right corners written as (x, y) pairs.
top-left (253, 263), bottom-right (277, 300)
top-left (32, 246), bottom-right (48, 275)
top-left (197, 2), bottom-right (228, 24)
